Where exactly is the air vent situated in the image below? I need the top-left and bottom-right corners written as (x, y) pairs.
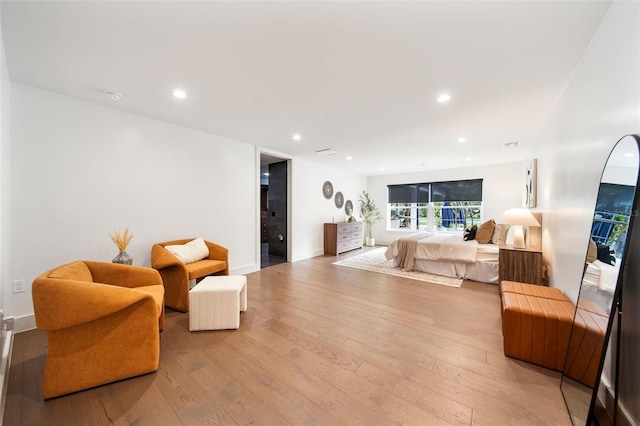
top-left (503, 142), bottom-right (519, 149)
top-left (315, 148), bottom-right (337, 156)
top-left (104, 90), bottom-right (122, 101)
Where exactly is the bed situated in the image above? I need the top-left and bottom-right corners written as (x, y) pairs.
top-left (580, 259), bottom-right (619, 314)
top-left (384, 231), bottom-right (501, 284)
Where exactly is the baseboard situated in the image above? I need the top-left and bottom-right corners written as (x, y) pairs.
top-left (13, 314), bottom-right (36, 333)
top-left (291, 248), bottom-right (324, 262)
top-left (230, 263), bottom-right (260, 276)
top-left (0, 312), bottom-right (15, 425)
top-left (599, 380), bottom-right (633, 426)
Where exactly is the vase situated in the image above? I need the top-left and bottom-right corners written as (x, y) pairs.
top-left (365, 237), bottom-right (376, 247)
top-left (112, 251), bottom-right (133, 265)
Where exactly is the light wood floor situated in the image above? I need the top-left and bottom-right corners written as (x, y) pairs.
top-left (4, 250), bottom-right (571, 425)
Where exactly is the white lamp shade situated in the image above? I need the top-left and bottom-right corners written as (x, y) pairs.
top-left (499, 208), bottom-right (539, 249)
top-left (498, 208), bottom-right (540, 227)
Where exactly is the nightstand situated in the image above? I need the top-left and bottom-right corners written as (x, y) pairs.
top-left (499, 244), bottom-right (543, 285)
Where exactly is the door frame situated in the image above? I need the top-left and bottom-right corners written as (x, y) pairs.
top-left (257, 148), bottom-right (292, 266)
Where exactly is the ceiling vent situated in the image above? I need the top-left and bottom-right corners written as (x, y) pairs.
top-left (502, 142), bottom-right (519, 149)
top-left (315, 148), bottom-right (337, 156)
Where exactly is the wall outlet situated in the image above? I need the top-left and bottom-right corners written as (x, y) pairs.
top-left (13, 279), bottom-right (25, 293)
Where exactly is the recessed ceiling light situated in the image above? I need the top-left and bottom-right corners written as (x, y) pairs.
top-left (104, 90), bottom-right (122, 101)
top-left (292, 134), bottom-right (301, 141)
top-left (379, 167), bottom-right (385, 171)
top-left (466, 157), bottom-right (472, 161)
top-left (437, 93), bottom-right (451, 103)
top-left (173, 89), bottom-right (187, 99)
top-left (346, 156), bottom-right (353, 160)
top-left (458, 137), bottom-right (467, 143)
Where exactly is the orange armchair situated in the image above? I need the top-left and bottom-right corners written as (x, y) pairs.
top-left (32, 261), bottom-right (165, 399)
top-left (151, 239), bottom-right (229, 312)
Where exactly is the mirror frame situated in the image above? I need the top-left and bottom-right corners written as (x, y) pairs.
top-left (560, 134), bottom-right (640, 425)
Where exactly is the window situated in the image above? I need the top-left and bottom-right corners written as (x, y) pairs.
top-left (387, 179), bottom-right (483, 232)
top-left (591, 183), bottom-right (635, 257)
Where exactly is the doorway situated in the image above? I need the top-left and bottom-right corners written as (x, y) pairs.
top-left (260, 154), bottom-right (289, 268)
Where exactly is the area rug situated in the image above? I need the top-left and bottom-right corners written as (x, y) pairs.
top-left (332, 247), bottom-right (463, 288)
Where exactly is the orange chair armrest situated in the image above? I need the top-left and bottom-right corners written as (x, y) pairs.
top-left (32, 279), bottom-right (153, 331)
top-left (84, 262), bottom-right (163, 289)
top-left (205, 241), bottom-right (229, 262)
top-left (151, 244), bottom-right (184, 270)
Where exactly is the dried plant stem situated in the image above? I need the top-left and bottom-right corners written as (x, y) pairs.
top-left (110, 228), bottom-right (133, 251)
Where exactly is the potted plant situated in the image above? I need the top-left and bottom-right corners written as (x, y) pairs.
top-left (359, 190), bottom-right (383, 246)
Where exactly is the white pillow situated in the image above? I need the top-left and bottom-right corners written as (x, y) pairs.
top-left (165, 238), bottom-right (209, 264)
top-left (491, 224), bottom-right (510, 245)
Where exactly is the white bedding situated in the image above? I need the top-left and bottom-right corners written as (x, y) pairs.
top-left (580, 260), bottom-right (620, 313)
top-left (385, 232), bottom-right (500, 284)
top-left (385, 233), bottom-right (479, 263)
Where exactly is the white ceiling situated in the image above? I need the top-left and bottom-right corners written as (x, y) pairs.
top-left (1, 1), bottom-right (613, 176)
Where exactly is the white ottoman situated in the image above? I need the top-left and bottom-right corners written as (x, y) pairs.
top-left (189, 275), bottom-right (247, 331)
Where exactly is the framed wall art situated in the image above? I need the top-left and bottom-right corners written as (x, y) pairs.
top-left (525, 159), bottom-right (537, 208)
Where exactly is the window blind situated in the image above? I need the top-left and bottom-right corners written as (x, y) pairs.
top-left (431, 179), bottom-right (483, 202)
top-left (389, 179), bottom-right (482, 203)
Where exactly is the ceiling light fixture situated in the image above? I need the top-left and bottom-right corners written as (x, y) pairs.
top-left (172, 89), bottom-right (187, 99)
top-left (466, 157), bottom-right (472, 161)
top-left (437, 93), bottom-right (451, 103)
top-left (346, 156), bottom-right (353, 160)
top-left (458, 137), bottom-right (467, 143)
top-left (104, 90), bottom-right (122, 101)
top-left (503, 142), bottom-right (519, 149)
top-left (292, 134), bottom-right (301, 141)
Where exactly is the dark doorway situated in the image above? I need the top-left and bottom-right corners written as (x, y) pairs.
top-left (260, 155), bottom-right (288, 268)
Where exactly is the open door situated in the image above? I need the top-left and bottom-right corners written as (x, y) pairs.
top-left (260, 154), bottom-right (289, 268)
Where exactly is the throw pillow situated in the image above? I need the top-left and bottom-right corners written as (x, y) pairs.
top-left (586, 239), bottom-right (598, 263)
top-left (475, 219), bottom-right (496, 244)
top-left (491, 224), bottom-right (510, 245)
top-left (165, 238), bottom-right (210, 264)
top-left (596, 243), bottom-right (616, 266)
top-left (463, 225), bottom-right (478, 241)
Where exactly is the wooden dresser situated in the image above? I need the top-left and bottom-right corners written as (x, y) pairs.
top-left (324, 222), bottom-right (363, 255)
top-left (499, 244), bottom-right (543, 285)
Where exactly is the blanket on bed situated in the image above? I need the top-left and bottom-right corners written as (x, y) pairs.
top-left (385, 232), bottom-right (479, 271)
top-left (391, 232), bottom-right (432, 271)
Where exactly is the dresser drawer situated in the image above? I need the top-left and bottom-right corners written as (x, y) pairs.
top-left (325, 222), bottom-right (364, 255)
top-left (338, 239), bottom-right (361, 252)
top-left (338, 225), bottom-right (353, 234)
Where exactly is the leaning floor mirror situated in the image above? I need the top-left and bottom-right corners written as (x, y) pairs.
top-left (560, 134), bottom-right (640, 425)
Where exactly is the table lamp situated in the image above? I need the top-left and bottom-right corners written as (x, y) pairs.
top-left (499, 208), bottom-right (540, 249)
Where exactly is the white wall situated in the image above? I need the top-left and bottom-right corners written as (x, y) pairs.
top-left (290, 158), bottom-right (367, 261)
top-left (532, 0), bottom-right (640, 303)
top-left (0, 12), bottom-right (9, 318)
top-left (6, 84), bottom-right (365, 329)
top-left (367, 161), bottom-right (523, 245)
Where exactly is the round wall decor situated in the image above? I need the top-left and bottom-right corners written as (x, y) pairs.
top-left (345, 200), bottom-right (353, 215)
top-left (322, 181), bottom-right (333, 199)
top-left (334, 191), bottom-right (344, 208)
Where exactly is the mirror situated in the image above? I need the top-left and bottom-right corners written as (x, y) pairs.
top-left (560, 134), bottom-right (640, 425)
